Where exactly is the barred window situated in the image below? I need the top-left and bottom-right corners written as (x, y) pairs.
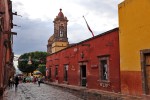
top-left (99, 56), bottom-right (109, 81)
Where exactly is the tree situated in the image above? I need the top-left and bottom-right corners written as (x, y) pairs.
top-left (18, 51), bottom-right (47, 75)
top-left (38, 64), bottom-right (46, 76)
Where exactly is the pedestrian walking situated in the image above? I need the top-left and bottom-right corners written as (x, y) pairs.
top-left (33, 76), bottom-right (36, 84)
top-left (38, 77), bottom-right (41, 86)
top-left (23, 77), bottom-right (26, 83)
top-left (11, 77), bottom-right (15, 87)
top-left (15, 76), bottom-right (19, 89)
top-left (8, 77), bottom-right (12, 88)
top-left (55, 75), bottom-right (58, 83)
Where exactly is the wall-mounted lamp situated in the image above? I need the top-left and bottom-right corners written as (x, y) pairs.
top-left (12, 24), bottom-right (21, 27)
top-left (12, 12), bottom-right (17, 15)
top-left (12, 12), bottom-right (22, 17)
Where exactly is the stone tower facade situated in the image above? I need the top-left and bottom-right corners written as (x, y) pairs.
top-left (47, 9), bottom-right (69, 54)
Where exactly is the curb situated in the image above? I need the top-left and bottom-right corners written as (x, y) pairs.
top-left (44, 81), bottom-right (142, 100)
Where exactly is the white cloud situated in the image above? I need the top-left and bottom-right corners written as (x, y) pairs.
top-left (12, 0), bottom-right (124, 55)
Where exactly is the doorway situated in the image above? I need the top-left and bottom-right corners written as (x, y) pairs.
top-left (80, 65), bottom-right (86, 87)
top-left (144, 53), bottom-right (150, 94)
top-left (64, 65), bottom-right (68, 82)
top-left (48, 68), bottom-right (51, 79)
top-left (141, 49), bottom-right (150, 95)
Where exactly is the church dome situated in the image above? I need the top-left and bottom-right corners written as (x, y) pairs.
top-left (57, 9), bottom-right (64, 18)
top-left (48, 34), bottom-right (54, 42)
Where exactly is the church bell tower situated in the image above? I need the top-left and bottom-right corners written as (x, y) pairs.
top-left (47, 9), bottom-right (69, 54)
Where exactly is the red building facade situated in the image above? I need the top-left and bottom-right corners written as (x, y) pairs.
top-left (0, 0), bottom-right (15, 95)
top-left (46, 28), bottom-right (120, 93)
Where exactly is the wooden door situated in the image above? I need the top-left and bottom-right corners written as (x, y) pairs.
top-left (145, 54), bottom-right (150, 94)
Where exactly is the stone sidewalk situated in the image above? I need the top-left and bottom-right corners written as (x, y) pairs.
top-left (0, 83), bottom-right (83, 100)
top-left (45, 81), bottom-right (150, 100)
top-left (0, 82), bottom-right (150, 100)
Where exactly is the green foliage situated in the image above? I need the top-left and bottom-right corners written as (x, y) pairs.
top-left (18, 51), bottom-right (47, 74)
top-left (38, 64), bottom-right (46, 76)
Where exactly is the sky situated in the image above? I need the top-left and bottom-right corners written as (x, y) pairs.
top-left (12, 0), bottom-right (124, 56)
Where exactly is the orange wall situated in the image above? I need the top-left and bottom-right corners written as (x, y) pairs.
top-left (119, 0), bottom-right (150, 95)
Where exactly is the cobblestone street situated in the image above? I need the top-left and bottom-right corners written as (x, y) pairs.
top-left (1, 83), bottom-right (83, 100)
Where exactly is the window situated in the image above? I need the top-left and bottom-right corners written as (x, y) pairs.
top-left (55, 66), bottom-right (58, 77)
top-left (64, 65), bottom-right (68, 81)
top-left (99, 56), bottom-right (109, 81)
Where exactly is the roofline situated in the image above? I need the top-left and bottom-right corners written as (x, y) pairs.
top-left (77, 27), bottom-right (119, 44)
top-left (47, 27), bottom-right (119, 56)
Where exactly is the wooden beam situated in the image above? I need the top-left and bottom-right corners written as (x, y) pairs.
top-left (4, 31), bottom-right (17, 35)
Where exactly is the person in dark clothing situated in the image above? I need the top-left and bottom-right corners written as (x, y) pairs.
top-left (15, 76), bottom-right (19, 89)
top-left (38, 77), bottom-right (41, 86)
top-left (23, 77), bottom-right (26, 83)
top-left (8, 77), bottom-right (12, 88)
